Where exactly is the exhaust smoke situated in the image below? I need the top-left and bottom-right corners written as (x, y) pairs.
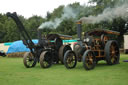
top-left (39, 6), bottom-right (78, 29)
top-left (39, 1), bottom-right (128, 29)
top-left (79, 3), bottom-right (128, 24)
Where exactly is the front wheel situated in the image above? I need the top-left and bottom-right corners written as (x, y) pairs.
top-left (64, 50), bottom-right (77, 69)
top-left (82, 50), bottom-right (96, 70)
top-left (23, 52), bottom-right (37, 68)
top-left (40, 51), bottom-right (53, 68)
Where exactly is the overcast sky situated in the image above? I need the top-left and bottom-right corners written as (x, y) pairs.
top-left (0, 0), bottom-right (89, 18)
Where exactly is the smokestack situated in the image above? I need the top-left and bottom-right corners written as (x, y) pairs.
top-left (76, 21), bottom-right (82, 40)
top-left (37, 29), bottom-right (42, 44)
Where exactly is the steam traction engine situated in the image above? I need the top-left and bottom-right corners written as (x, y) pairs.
top-left (63, 21), bottom-right (120, 70)
top-left (7, 12), bottom-right (71, 68)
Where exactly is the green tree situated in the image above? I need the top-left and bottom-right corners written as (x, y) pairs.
top-left (57, 18), bottom-right (76, 35)
top-left (26, 15), bottom-right (44, 39)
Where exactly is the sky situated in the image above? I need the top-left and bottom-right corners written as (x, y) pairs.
top-left (0, 0), bottom-right (89, 18)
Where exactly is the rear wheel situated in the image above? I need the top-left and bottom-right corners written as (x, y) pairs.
top-left (73, 43), bottom-right (86, 62)
top-left (40, 51), bottom-right (53, 68)
top-left (82, 50), bottom-right (96, 70)
top-left (64, 50), bottom-right (77, 69)
top-left (23, 52), bottom-right (37, 68)
top-left (105, 40), bottom-right (120, 65)
top-left (59, 45), bottom-right (72, 64)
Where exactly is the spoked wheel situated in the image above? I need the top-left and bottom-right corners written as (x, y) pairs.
top-left (40, 51), bottom-right (53, 68)
top-left (23, 52), bottom-right (37, 68)
top-left (105, 40), bottom-right (120, 65)
top-left (82, 50), bottom-right (96, 70)
top-left (59, 45), bottom-right (72, 64)
top-left (64, 50), bottom-right (77, 69)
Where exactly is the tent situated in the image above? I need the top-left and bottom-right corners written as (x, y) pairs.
top-left (7, 40), bottom-right (38, 54)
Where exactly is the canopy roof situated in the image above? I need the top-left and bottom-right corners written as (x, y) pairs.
top-left (47, 34), bottom-right (72, 40)
top-left (85, 29), bottom-right (120, 36)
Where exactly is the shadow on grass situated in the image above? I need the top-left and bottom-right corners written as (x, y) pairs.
top-left (20, 61), bottom-right (120, 71)
top-left (74, 61), bottom-right (111, 71)
top-left (96, 63), bottom-right (108, 67)
top-left (31, 63), bottom-right (64, 70)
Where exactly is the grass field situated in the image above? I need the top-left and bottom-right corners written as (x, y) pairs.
top-left (0, 54), bottom-right (128, 85)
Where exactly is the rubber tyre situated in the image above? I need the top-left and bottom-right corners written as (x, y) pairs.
top-left (40, 51), bottom-right (52, 68)
top-left (64, 50), bottom-right (77, 69)
top-left (82, 50), bottom-right (96, 70)
top-left (105, 40), bottom-right (120, 65)
top-left (23, 52), bottom-right (37, 68)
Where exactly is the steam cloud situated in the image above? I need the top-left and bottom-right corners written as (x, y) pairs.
top-left (79, 3), bottom-right (128, 24)
top-left (39, 1), bottom-right (128, 29)
top-left (39, 6), bottom-right (78, 29)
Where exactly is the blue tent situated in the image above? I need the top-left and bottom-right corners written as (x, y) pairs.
top-left (7, 40), bottom-right (38, 54)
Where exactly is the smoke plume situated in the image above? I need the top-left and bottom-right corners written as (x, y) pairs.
top-left (79, 3), bottom-right (128, 24)
top-left (39, 6), bottom-right (78, 29)
top-left (39, 1), bottom-right (128, 28)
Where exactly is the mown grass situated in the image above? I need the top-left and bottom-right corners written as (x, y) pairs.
top-left (0, 54), bottom-right (128, 85)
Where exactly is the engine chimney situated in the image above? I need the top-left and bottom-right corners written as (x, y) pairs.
top-left (76, 21), bottom-right (82, 41)
top-left (37, 29), bottom-right (42, 44)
